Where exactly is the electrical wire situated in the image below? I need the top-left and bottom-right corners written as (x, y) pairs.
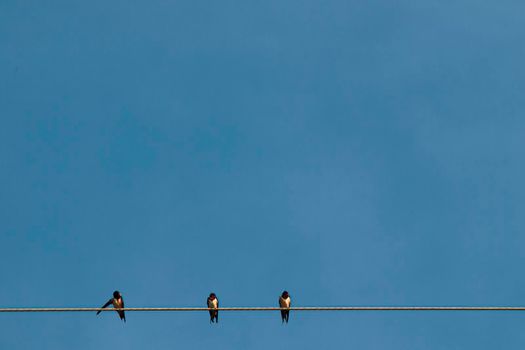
top-left (0, 306), bottom-right (524, 313)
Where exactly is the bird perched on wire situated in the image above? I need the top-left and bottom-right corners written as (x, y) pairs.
top-left (96, 290), bottom-right (126, 322)
top-left (207, 293), bottom-right (219, 323)
top-left (279, 291), bottom-right (291, 323)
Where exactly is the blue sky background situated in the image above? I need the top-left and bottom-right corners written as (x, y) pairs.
top-left (1, 0), bottom-right (525, 348)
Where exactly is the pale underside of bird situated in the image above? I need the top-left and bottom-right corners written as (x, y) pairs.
top-left (207, 295), bottom-right (219, 323)
top-left (279, 294), bottom-right (291, 323)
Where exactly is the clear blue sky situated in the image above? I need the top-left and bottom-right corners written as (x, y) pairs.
top-left (1, 0), bottom-right (525, 348)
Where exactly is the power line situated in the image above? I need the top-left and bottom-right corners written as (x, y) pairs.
top-left (1, 306), bottom-right (524, 313)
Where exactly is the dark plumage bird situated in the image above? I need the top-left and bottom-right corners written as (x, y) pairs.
top-left (207, 293), bottom-right (219, 323)
top-left (96, 290), bottom-right (126, 322)
top-left (279, 291), bottom-right (291, 323)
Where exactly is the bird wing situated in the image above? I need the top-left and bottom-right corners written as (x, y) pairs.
top-left (96, 299), bottom-right (113, 315)
top-left (119, 298), bottom-right (126, 322)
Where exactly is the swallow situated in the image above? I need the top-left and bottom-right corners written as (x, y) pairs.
top-left (96, 290), bottom-right (126, 322)
top-left (207, 293), bottom-right (219, 323)
top-left (279, 291), bottom-right (291, 323)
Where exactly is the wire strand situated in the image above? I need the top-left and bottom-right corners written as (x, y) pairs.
top-left (1, 306), bottom-right (524, 313)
